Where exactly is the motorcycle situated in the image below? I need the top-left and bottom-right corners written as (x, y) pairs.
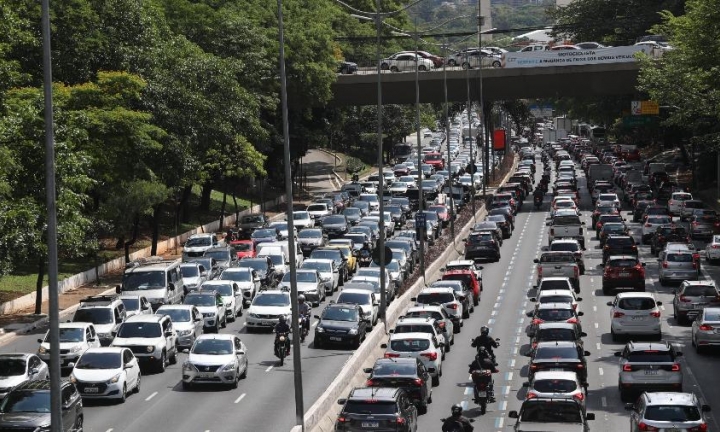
top-left (274, 333), bottom-right (290, 366)
top-left (471, 369), bottom-right (494, 415)
top-left (299, 315), bottom-right (309, 343)
top-left (534, 195), bottom-right (543, 210)
top-left (440, 418), bottom-right (474, 432)
top-left (358, 249), bottom-right (372, 267)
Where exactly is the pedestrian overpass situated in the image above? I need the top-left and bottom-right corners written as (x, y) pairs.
top-left (329, 62), bottom-right (641, 106)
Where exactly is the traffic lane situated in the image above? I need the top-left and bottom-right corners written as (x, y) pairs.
top-left (420, 175), bottom-right (544, 429)
top-left (303, 148), bottom-right (341, 193)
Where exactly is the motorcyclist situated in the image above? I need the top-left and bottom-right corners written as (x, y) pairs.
top-left (297, 295), bottom-right (311, 333)
top-left (533, 187), bottom-right (544, 204)
top-left (468, 348), bottom-right (499, 403)
top-left (274, 315), bottom-right (291, 355)
top-left (441, 404), bottom-right (474, 432)
top-left (471, 326), bottom-right (500, 360)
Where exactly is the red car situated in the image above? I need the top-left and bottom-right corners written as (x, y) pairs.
top-left (230, 240), bottom-right (255, 259)
top-left (423, 152), bottom-right (445, 170)
top-left (441, 269), bottom-right (481, 306)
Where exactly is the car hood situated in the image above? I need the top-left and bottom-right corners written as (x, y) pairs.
top-left (297, 237), bottom-right (322, 245)
top-left (112, 337), bottom-right (162, 347)
top-left (234, 281), bottom-right (255, 291)
top-left (73, 367), bottom-right (121, 382)
top-left (0, 412), bottom-right (50, 428)
top-left (279, 281), bottom-right (318, 292)
top-left (123, 288), bottom-right (167, 303)
top-left (319, 319), bottom-right (358, 330)
top-left (0, 376), bottom-right (28, 389)
top-left (184, 246), bottom-right (210, 253)
top-left (92, 323), bottom-right (116, 335)
top-left (188, 353), bottom-right (235, 366)
top-left (517, 422), bottom-right (585, 432)
top-left (183, 276), bottom-right (203, 286)
top-left (248, 305), bottom-right (291, 316)
top-left (194, 306), bottom-right (220, 315)
top-left (39, 341), bottom-right (84, 351)
top-left (323, 223), bottom-right (347, 230)
top-left (173, 321), bottom-right (195, 332)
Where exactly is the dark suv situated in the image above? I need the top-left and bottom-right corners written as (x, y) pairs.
top-left (509, 398), bottom-right (595, 431)
top-left (603, 235), bottom-right (638, 263)
top-left (528, 341), bottom-right (590, 384)
top-left (0, 380), bottom-right (83, 431)
top-left (314, 303), bottom-right (368, 349)
top-left (363, 358), bottom-right (433, 414)
top-left (602, 255), bottom-right (646, 294)
top-left (464, 231), bottom-right (501, 262)
top-left (336, 387), bottom-right (418, 431)
top-left (236, 213), bottom-right (268, 239)
top-left (650, 225), bottom-right (690, 256)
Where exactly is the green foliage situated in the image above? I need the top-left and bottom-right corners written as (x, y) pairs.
top-left (492, 4), bottom-right (552, 31)
top-left (346, 156), bottom-right (365, 174)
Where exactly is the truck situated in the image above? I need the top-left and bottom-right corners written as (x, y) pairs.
top-left (547, 209), bottom-right (586, 248)
top-left (542, 128), bottom-right (557, 143)
top-left (555, 117), bottom-right (573, 133)
top-left (587, 164), bottom-right (614, 187)
top-left (533, 251), bottom-right (581, 292)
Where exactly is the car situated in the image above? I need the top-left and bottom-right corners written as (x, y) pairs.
top-left (313, 303), bottom-right (368, 349)
top-left (363, 358), bottom-right (433, 414)
top-left (219, 267), bottom-right (261, 307)
top-left (595, 213), bottom-right (624, 237)
top-left (690, 306), bottom-right (720, 354)
top-left (508, 396), bottom-right (594, 431)
top-left (70, 347), bottom-right (141, 402)
top-left (641, 215), bottom-right (673, 244)
top-left (0, 354), bottom-right (48, 400)
top-left (603, 235), bottom-right (638, 263)
top-left (471, 221), bottom-right (503, 245)
top-left (413, 287), bottom-right (463, 332)
top-left (229, 240), bottom-right (256, 260)
top-left (403, 304), bottom-right (456, 344)
top-left (292, 211), bottom-right (315, 229)
top-left (245, 289), bottom-right (292, 331)
top-left (155, 305), bottom-right (204, 350)
top-left (37, 322), bottom-right (101, 370)
top-left (598, 222), bottom-right (628, 247)
top-left (441, 268), bottom-right (481, 306)
top-left (182, 233), bottom-right (219, 259)
top-left (607, 292), bottom-right (662, 341)
top-left (689, 209), bottom-right (720, 239)
top-left (183, 290), bottom-right (226, 333)
top-left (335, 387), bottom-right (418, 431)
top-left (668, 192), bottom-right (693, 215)
top-left (236, 256), bottom-right (278, 290)
top-left (527, 341), bottom-right (590, 383)
top-left (530, 322), bottom-right (586, 350)
top-left (522, 370), bottom-right (587, 411)
top-left (651, 225), bottom-right (690, 256)
top-left (336, 288), bottom-right (379, 328)
top-left (679, 199), bottom-right (705, 221)
top-left (430, 280), bottom-right (472, 318)
top-left (381, 332), bottom-right (443, 386)
top-left (110, 314), bottom-right (178, 372)
top-left (250, 227), bottom-right (280, 247)
top-left (601, 255), bottom-right (646, 294)
top-left (236, 213), bottom-right (268, 239)
top-left (203, 245), bottom-right (236, 272)
top-left (179, 262), bottom-right (209, 293)
top-left (181, 334), bottom-right (248, 389)
top-left (549, 239), bottom-right (586, 275)
top-left (320, 214), bottom-right (350, 239)
top-left (381, 52), bottom-right (434, 72)
top-left (310, 248), bottom-right (349, 285)
top-left (301, 258), bottom-right (339, 294)
top-left (464, 230), bottom-right (501, 262)
top-left (200, 280), bottom-right (243, 321)
top-left (615, 341), bottom-right (684, 400)
top-left (658, 250), bottom-right (699, 285)
top-left (392, 317), bottom-right (448, 358)
top-left (626, 392), bottom-right (711, 431)
top-left (268, 221), bottom-right (295, 240)
top-left (673, 280), bottom-right (720, 325)
top-left (706, 234), bottom-right (720, 263)
top-left (0, 380), bottom-right (83, 431)
top-left (531, 289), bottom-right (582, 313)
top-left (526, 302), bottom-right (583, 337)
top-left (279, 269), bottom-right (324, 306)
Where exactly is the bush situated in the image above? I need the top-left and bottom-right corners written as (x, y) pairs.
top-left (346, 157), bottom-right (365, 174)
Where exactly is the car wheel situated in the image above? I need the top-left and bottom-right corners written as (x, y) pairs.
top-left (135, 373), bottom-right (141, 393)
top-left (230, 370), bottom-right (239, 389)
top-left (418, 403), bottom-right (428, 415)
top-left (492, 61), bottom-right (501, 68)
top-left (381, 63), bottom-right (389, 70)
top-left (418, 65), bottom-right (427, 72)
top-left (73, 415), bottom-right (83, 432)
top-left (461, 62), bottom-right (470, 70)
top-left (119, 383), bottom-right (127, 403)
top-left (431, 374), bottom-right (440, 386)
top-left (240, 361), bottom-right (248, 379)
top-left (611, 327), bottom-right (620, 342)
top-left (390, 66), bottom-right (399, 72)
top-left (157, 351), bottom-right (166, 373)
top-left (445, 340), bottom-right (451, 352)
top-left (314, 338), bottom-right (323, 349)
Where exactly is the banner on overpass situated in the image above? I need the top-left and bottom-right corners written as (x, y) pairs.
top-left (501, 46), bottom-right (651, 69)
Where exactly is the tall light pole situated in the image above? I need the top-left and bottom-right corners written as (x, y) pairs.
top-left (276, 0), bottom-right (304, 429)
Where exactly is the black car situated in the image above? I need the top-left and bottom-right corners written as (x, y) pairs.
top-left (320, 214), bottom-right (350, 239)
top-left (488, 207), bottom-right (515, 229)
top-left (237, 257), bottom-right (277, 289)
top-left (363, 358), bottom-right (433, 414)
top-left (471, 221), bottom-right (504, 245)
top-left (527, 341), bottom-right (590, 383)
top-left (486, 214), bottom-right (512, 238)
top-left (342, 207), bottom-right (362, 226)
top-left (385, 205), bottom-right (406, 227)
top-left (336, 387), bottom-right (418, 432)
top-left (314, 303), bottom-right (367, 349)
top-left (338, 60), bottom-right (358, 74)
top-left (650, 225), bottom-right (690, 256)
top-left (464, 231), bottom-right (501, 262)
top-left (390, 197), bottom-right (412, 217)
top-left (385, 239), bottom-right (416, 271)
top-left (631, 199), bottom-right (655, 222)
top-left (603, 235), bottom-right (638, 263)
top-left (0, 380), bottom-right (83, 431)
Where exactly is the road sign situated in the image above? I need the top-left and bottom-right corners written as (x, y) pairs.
top-left (415, 212), bottom-right (426, 238)
top-left (631, 100), bottom-right (659, 115)
top-left (372, 246), bottom-right (393, 266)
top-left (622, 115), bottom-right (657, 127)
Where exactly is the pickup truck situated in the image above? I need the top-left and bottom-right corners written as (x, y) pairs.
top-left (547, 209), bottom-right (586, 248)
top-left (534, 251), bottom-right (580, 292)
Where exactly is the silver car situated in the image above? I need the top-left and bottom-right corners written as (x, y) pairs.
top-left (658, 250), bottom-right (699, 285)
top-left (673, 281), bottom-right (720, 325)
top-left (0, 354), bottom-right (48, 400)
top-left (615, 341), bottom-right (684, 401)
top-left (522, 370), bottom-right (587, 412)
top-left (182, 334), bottom-right (248, 389)
top-left (156, 305), bottom-right (204, 350)
top-left (691, 307), bottom-right (720, 353)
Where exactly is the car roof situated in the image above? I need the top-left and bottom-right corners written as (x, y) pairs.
top-left (124, 314), bottom-right (164, 323)
top-left (536, 322), bottom-right (577, 330)
top-left (85, 347), bottom-right (125, 355)
top-left (642, 392), bottom-right (698, 406)
top-left (626, 341), bottom-right (672, 351)
top-left (303, 258), bottom-right (334, 265)
top-left (616, 291), bottom-right (656, 300)
top-left (407, 305), bottom-right (444, 313)
top-left (538, 290), bottom-right (574, 297)
top-left (0, 353), bottom-right (32, 360)
top-left (539, 277), bottom-right (572, 282)
top-left (389, 332), bottom-right (433, 341)
top-left (156, 305), bottom-right (195, 312)
top-left (348, 387), bottom-right (402, 400)
top-left (607, 255), bottom-right (639, 260)
top-left (537, 302), bottom-right (574, 310)
top-left (195, 333), bottom-right (235, 342)
top-left (535, 340), bottom-right (578, 349)
top-left (59, 322), bottom-right (94, 329)
top-left (397, 317), bottom-right (437, 325)
top-left (532, 370), bottom-right (580, 381)
top-left (338, 289), bottom-right (372, 296)
top-left (419, 287), bottom-right (455, 294)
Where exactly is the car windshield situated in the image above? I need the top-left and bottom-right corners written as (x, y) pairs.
top-left (192, 339), bottom-right (233, 355)
top-left (406, 311), bottom-right (443, 321)
top-left (205, 250), bottom-right (230, 261)
top-left (284, 272), bottom-right (317, 283)
top-left (395, 324), bottom-right (433, 334)
top-left (238, 260), bottom-right (268, 272)
top-left (118, 299), bottom-right (141, 315)
top-left (76, 352), bottom-right (122, 369)
top-left (0, 359), bottom-right (26, 376)
top-left (536, 309), bottom-right (574, 320)
top-left (417, 292), bottom-right (455, 304)
top-left (533, 379), bottom-right (577, 393)
top-left (0, 390), bottom-right (50, 413)
top-left (618, 298), bottom-right (656, 310)
top-left (553, 216), bottom-right (581, 226)
top-left (242, 215), bottom-right (264, 224)
top-left (298, 230), bottom-right (322, 239)
top-left (232, 242), bottom-right (252, 252)
top-left (600, 216), bottom-right (623, 223)
top-left (158, 308), bottom-right (191, 323)
top-left (608, 259), bottom-right (638, 268)
top-left (626, 351), bottom-right (674, 362)
top-left (323, 307), bottom-right (358, 321)
top-left (117, 322), bottom-right (161, 338)
top-left (73, 308), bottom-right (114, 325)
top-left (324, 216), bottom-right (346, 225)
top-left (534, 346), bottom-right (579, 360)
top-left (221, 270), bottom-right (252, 282)
top-left (252, 293), bottom-right (290, 307)
top-left (186, 237), bottom-right (212, 247)
top-left (344, 400), bottom-right (397, 415)
top-left (204, 283), bottom-right (233, 296)
top-left (372, 362), bottom-right (416, 376)
top-left (644, 405), bottom-right (701, 422)
top-left (343, 208), bottom-right (360, 216)
top-left (184, 294), bottom-right (216, 307)
top-left (302, 261), bottom-right (331, 272)
top-left (344, 235), bottom-right (366, 247)
top-left (550, 243), bottom-right (579, 252)
top-left (181, 266), bottom-right (199, 277)
top-left (469, 233), bottom-right (494, 243)
top-left (311, 250), bottom-right (338, 261)
top-left (264, 255), bottom-right (283, 266)
top-left (536, 328), bottom-right (575, 341)
top-left (390, 338), bottom-right (430, 352)
top-left (293, 212), bottom-right (309, 220)
top-left (520, 402), bottom-right (582, 422)
top-left (337, 292), bottom-right (370, 305)
top-left (252, 229), bottom-right (276, 238)
top-left (122, 271), bottom-right (165, 291)
top-left (57, 328), bottom-right (84, 343)
top-left (270, 223), bottom-right (288, 231)
top-left (647, 217), bottom-right (671, 224)
top-left (540, 254), bottom-right (574, 263)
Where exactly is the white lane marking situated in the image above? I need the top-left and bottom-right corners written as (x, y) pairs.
top-left (105, 429), bottom-right (114, 432)
top-left (593, 305), bottom-right (597, 312)
top-left (499, 400), bottom-right (508, 411)
top-left (599, 367), bottom-right (604, 376)
top-left (515, 336), bottom-right (520, 345)
top-left (311, 322), bottom-right (318, 328)
top-left (464, 386), bottom-right (473, 396)
top-left (265, 365), bottom-right (274, 372)
top-left (488, 318), bottom-right (496, 325)
top-left (594, 322), bottom-right (599, 329)
top-left (660, 305), bottom-right (665, 311)
top-left (145, 391), bottom-right (158, 401)
top-left (491, 310), bottom-right (498, 316)
top-left (234, 393), bottom-right (246, 404)
top-left (495, 417), bottom-right (504, 428)
top-left (493, 302), bottom-right (500, 309)
top-left (506, 372), bottom-right (514, 381)
top-left (596, 343), bottom-right (602, 351)
top-left (601, 396), bottom-right (608, 407)
top-left (509, 358), bottom-right (515, 368)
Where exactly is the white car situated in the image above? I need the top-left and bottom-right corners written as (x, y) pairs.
top-left (413, 287), bottom-right (463, 330)
top-left (179, 262), bottom-right (208, 293)
top-left (668, 192), bottom-right (693, 215)
top-left (111, 314), bottom-right (178, 372)
top-left (336, 289), bottom-right (379, 328)
top-left (183, 291), bottom-right (227, 333)
top-left (307, 203), bottom-right (331, 220)
top-left (641, 215), bottom-right (672, 243)
top-left (155, 305), bottom-right (204, 350)
top-left (392, 317), bottom-right (448, 358)
top-left (597, 193), bottom-right (620, 208)
top-left (181, 334), bottom-right (248, 389)
top-left (279, 269), bottom-right (325, 306)
top-left (607, 292), bottom-right (663, 341)
top-left (182, 233), bottom-right (219, 260)
top-left (531, 289), bottom-right (582, 313)
top-left (200, 280), bottom-right (243, 322)
top-left (404, 305), bottom-right (455, 345)
top-left (0, 354), bottom-right (48, 400)
top-left (388, 182), bottom-right (408, 194)
top-left (38, 322), bottom-right (101, 370)
top-left (381, 53), bottom-right (434, 72)
top-left (706, 235), bottom-right (720, 263)
top-left (70, 347), bottom-right (141, 402)
top-left (119, 295), bottom-right (153, 318)
top-left (245, 289), bottom-right (292, 331)
top-left (523, 370), bottom-right (586, 410)
top-left (397, 176), bottom-right (418, 189)
top-left (381, 332), bottom-right (443, 385)
top-left (292, 211), bottom-right (314, 229)
top-left (301, 258), bottom-right (338, 294)
top-left (219, 267), bottom-right (261, 307)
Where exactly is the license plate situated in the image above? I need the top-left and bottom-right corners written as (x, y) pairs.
top-left (262, 321), bottom-right (275, 326)
top-left (632, 316), bottom-right (644, 321)
top-left (476, 391), bottom-right (487, 397)
top-left (692, 304), bottom-right (705, 308)
top-left (199, 372), bottom-right (215, 378)
top-left (83, 387), bottom-right (98, 393)
top-left (619, 272), bottom-right (630, 277)
top-left (329, 337), bottom-right (342, 341)
top-left (362, 422), bottom-right (379, 428)
top-left (644, 369), bottom-right (659, 375)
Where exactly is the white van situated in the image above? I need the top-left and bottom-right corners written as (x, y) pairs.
top-left (256, 241), bottom-right (303, 267)
top-left (117, 257), bottom-right (184, 310)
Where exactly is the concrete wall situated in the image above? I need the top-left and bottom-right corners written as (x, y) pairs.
top-left (0, 196), bottom-right (286, 315)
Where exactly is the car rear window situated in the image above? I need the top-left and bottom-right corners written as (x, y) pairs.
top-left (534, 346), bottom-right (579, 360)
top-left (395, 324), bottom-right (433, 335)
top-left (626, 351), bottom-right (674, 362)
top-left (644, 406), bottom-right (701, 422)
top-left (344, 400), bottom-right (398, 415)
top-left (417, 293), bottom-right (455, 304)
top-left (538, 280), bottom-right (572, 291)
top-left (608, 237), bottom-right (633, 246)
top-left (539, 295), bottom-right (573, 304)
top-left (540, 254), bottom-right (575, 263)
top-left (390, 339), bottom-right (430, 352)
top-left (667, 253), bottom-right (693, 262)
top-left (536, 309), bottom-right (574, 320)
top-left (372, 362), bottom-right (417, 376)
top-left (608, 259), bottom-right (638, 268)
top-left (550, 243), bottom-right (579, 252)
top-left (536, 328), bottom-right (575, 341)
top-left (683, 286), bottom-right (718, 296)
top-left (618, 298), bottom-right (656, 310)
top-left (533, 379), bottom-right (577, 393)
top-left (552, 216), bottom-right (581, 226)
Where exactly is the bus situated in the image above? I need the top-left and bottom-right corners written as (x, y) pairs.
top-left (393, 143), bottom-right (413, 163)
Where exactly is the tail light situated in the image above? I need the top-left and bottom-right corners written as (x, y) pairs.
top-left (693, 222), bottom-right (700, 226)
top-left (530, 364), bottom-right (538, 370)
top-left (396, 417), bottom-right (406, 425)
top-left (614, 312), bottom-right (625, 318)
top-left (526, 392), bottom-right (538, 399)
top-left (421, 352), bottom-right (438, 361)
top-left (699, 324), bottom-right (714, 331)
top-left (596, 223), bottom-right (602, 229)
top-left (679, 296), bottom-right (691, 303)
top-left (448, 304), bottom-right (458, 310)
top-left (550, 228), bottom-right (554, 236)
top-left (622, 364), bottom-right (634, 372)
top-left (573, 393), bottom-right (585, 401)
top-left (671, 363), bottom-right (681, 372)
top-left (645, 223), bottom-right (652, 227)
top-left (712, 245), bottom-right (720, 249)
top-left (366, 379), bottom-right (377, 386)
top-left (567, 318), bottom-right (578, 324)
top-left (662, 261), bottom-right (669, 268)
top-left (532, 318), bottom-right (544, 325)
top-left (576, 364), bottom-right (585, 369)
top-left (604, 245), bottom-right (610, 250)
top-left (413, 379), bottom-right (424, 386)
top-left (574, 267), bottom-right (579, 278)
top-left (693, 253), bottom-right (700, 261)
top-left (631, 245), bottom-right (637, 250)
top-left (384, 353), bottom-right (400, 358)
top-left (538, 267), bottom-right (543, 277)
top-left (693, 262), bottom-right (698, 269)
top-left (650, 311), bottom-right (661, 318)
top-left (437, 322), bottom-right (446, 329)
top-left (689, 423), bottom-right (708, 431)
top-left (337, 416), bottom-right (351, 423)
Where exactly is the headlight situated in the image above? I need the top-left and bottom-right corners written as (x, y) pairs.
top-left (183, 361), bottom-right (197, 372)
top-left (249, 313), bottom-right (259, 318)
top-left (177, 329), bottom-right (193, 336)
top-left (322, 277), bottom-right (331, 282)
top-left (220, 361), bottom-right (238, 372)
top-left (348, 328), bottom-right (358, 335)
top-left (316, 326), bottom-right (324, 333)
top-left (38, 346), bottom-right (47, 354)
top-left (70, 344), bottom-right (83, 353)
top-left (146, 346), bottom-right (154, 353)
top-left (69, 374), bottom-right (77, 383)
top-left (107, 373), bottom-right (122, 384)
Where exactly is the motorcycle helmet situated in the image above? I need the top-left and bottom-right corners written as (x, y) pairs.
top-left (451, 403), bottom-right (463, 416)
top-left (480, 326), bottom-right (489, 336)
top-left (298, 294), bottom-right (306, 303)
top-left (278, 315), bottom-right (287, 324)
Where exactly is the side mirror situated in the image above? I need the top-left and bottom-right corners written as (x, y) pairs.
top-left (641, 262), bottom-right (646, 266)
top-left (194, 318), bottom-right (202, 322)
top-left (115, 285), bottom-right (122, 294)
top-left (337, 398), bottom-right (347, 405)
top-left (67, 362), bottom-right (75, 369)
top-left (530, 298), bottom-right (537, 302)
top-left (676, 351), bottom-right (683, 356)
top-left (521, 382), bottom-right (529, 387)
top-left (656, 301), bottom-right (662, 306)
top-left (236, 350), bottom-right (245, 356)
top-left (182, 349), bottom-right (190, 353)
top-left (577, 297), bottom-right (583, 301)
top-left (363, 367), bottom-right (372, 374)
top-left (410, 297), bottom-right (417, 301)
top-left (509, 410), bottom-right (519, 419)
top-left (526, 311), bottom-right (533, 317)
top-left (580, 332), bottom-right (587, 337)
top-left (37, 338), bottom-right (44, 343)
top-left (599, 263), bottom-right (605, 267)
top-left (388, 329), bottom-right (395, 334)
top-left (614, 352), bottom-right (622, 357)
top-left (124, 364), bottom-right (133, 370)
top-left (586, 413), bottom-right (596, 421)
top-left (577, 312), bottom-right (584, 316)
top-left (583, 351), bottom-right (591, 356)
top-left (164, 331), bottom-right (173, 337)
top-left (533, 259), bottom-right (539, 263)
top-left (168, 283), bottom-right (176, 291)
top-left (314, 315), bottom-right (321, 319)
top-left (111, 331), bottom-right (117, 337)
top-left (380, 343), bottom-right (388, 349)
top-left (624, 403), bottom-right (636, 411)
top-left (88, 337), bottom-right (96, 342)
top-left (581, 221), bottom-right (586, 225)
